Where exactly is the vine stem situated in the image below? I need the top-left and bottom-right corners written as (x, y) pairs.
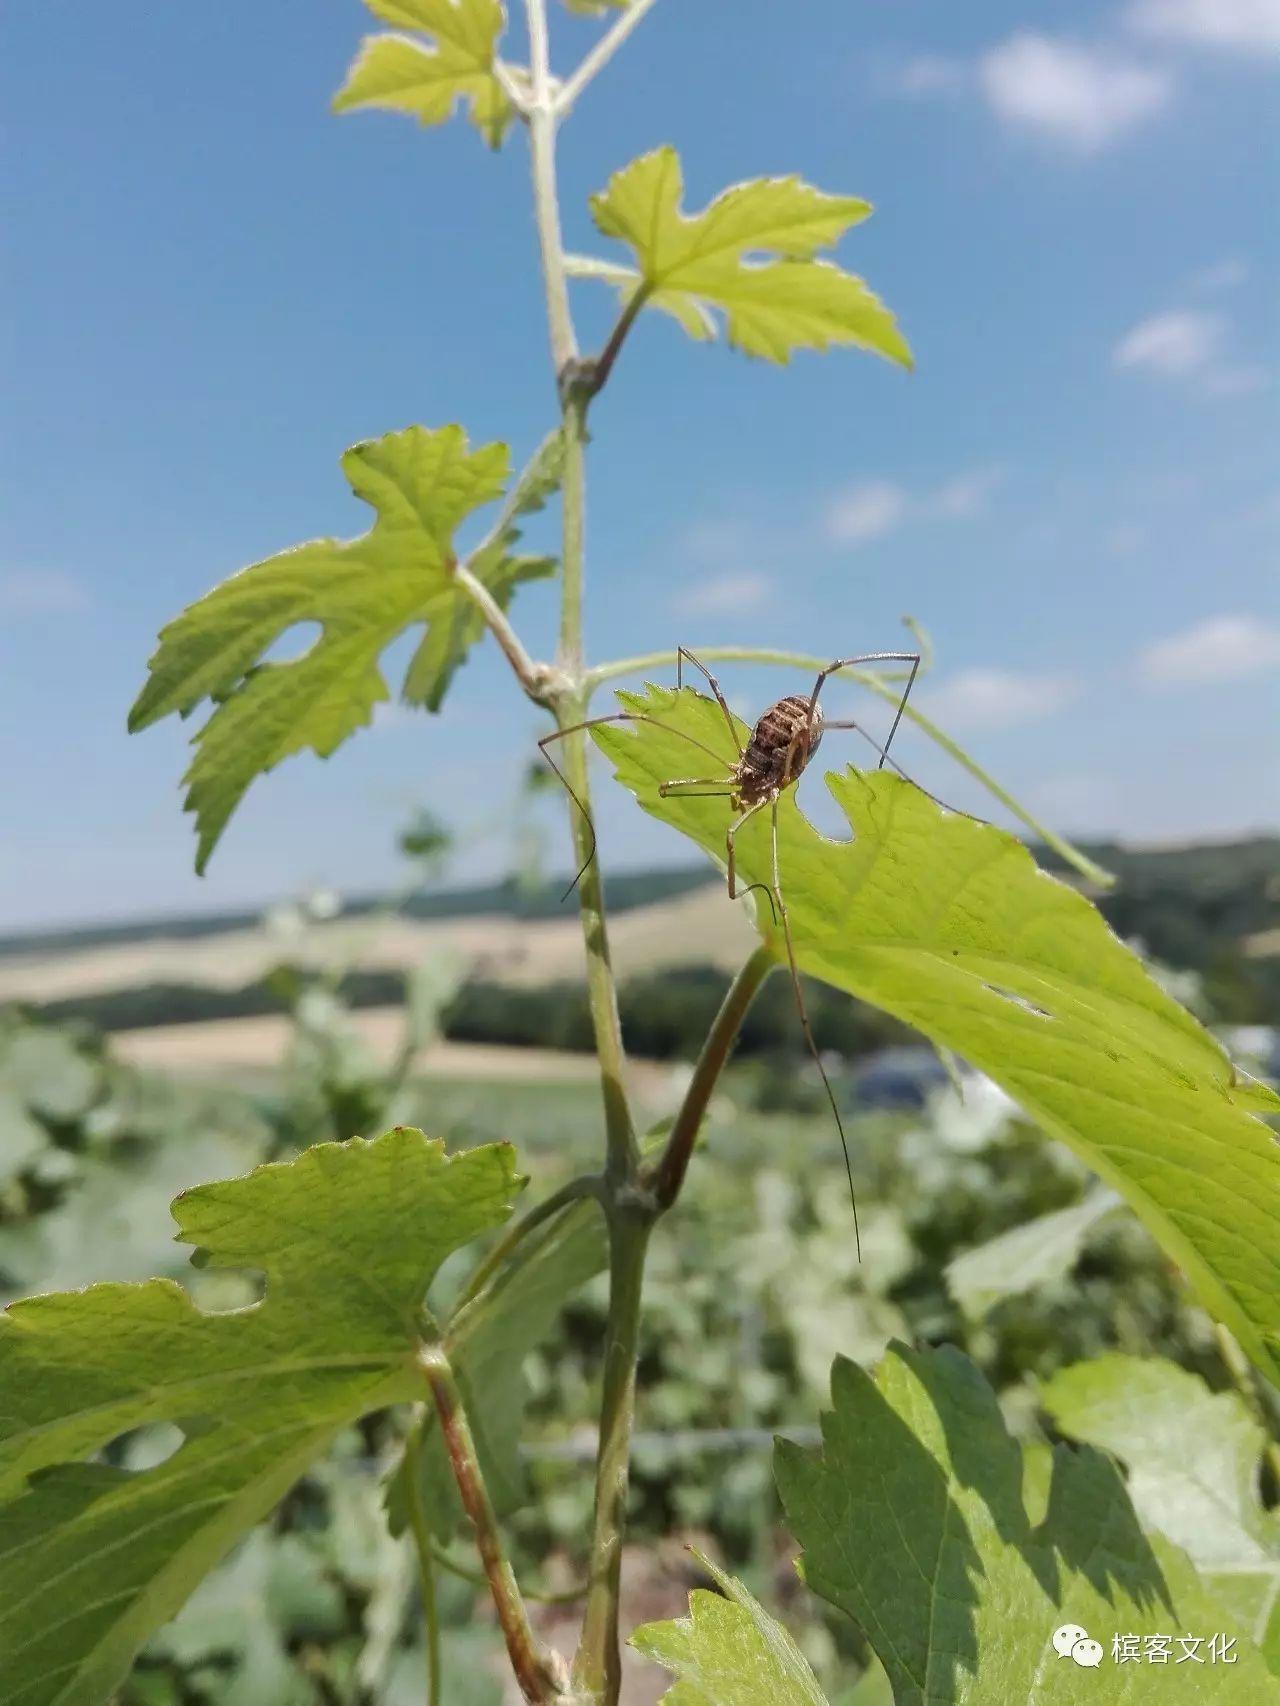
top-left (557, 472), bottom-right (636, 1178)
top-left (583, 644), bottom-right (1115, 887)
top-left (571, 1208), bottom-right (652, 1701)
top-left (525, 0), bottom-right (635, 1176)
top-left (496, 6), bottom-right (776, 1698)
top-left (650, 946), bottom-right (775, 1209)
top-left (419, 1346), bottom-right (567, 1702)
top-left (404, 1417), bottom-right (443, 1706)
top-left (520, 7), bottom-right (649, 1698)
top-left (526, 0), bottom-right (576, 376)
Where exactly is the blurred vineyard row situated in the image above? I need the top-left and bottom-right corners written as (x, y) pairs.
top-left (3, 914), bottom-right (1274, 1701)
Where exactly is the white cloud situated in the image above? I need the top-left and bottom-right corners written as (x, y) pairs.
top-left (674, 571), bottom-right (772, 616)
top-left (0, 569), bottom-right (90, 616)
top-left (931, 467), bottom-right (1006, 519)
top-left (1125, 0), bottom-right (1280, 54)
top-left (1137, 613), bottom-right (1280, 685)
top-left (825, 481), bottom-right (908, 546)
top-left (669, 520), bottom-right (775, 614)
top-left (978, 34), bottom-right (1173, 150)
top-left (1114, 308), bottom-right (1222, 375)
top-left (923, 669), bottom-right (1081, 732)
top-left (1113, 308), bottom-right (1269, 394)
top-left (825, 469), bottom-right (1005, 546)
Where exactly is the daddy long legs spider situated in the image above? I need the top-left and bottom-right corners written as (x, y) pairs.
top-left (537, 646), bottom-right (926, 1258)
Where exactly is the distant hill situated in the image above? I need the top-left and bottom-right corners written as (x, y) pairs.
top-left (6, 836), bottom-right (1275, 960)
top-left (0, 865), bottom-right (714, 959)
top-left (1039, 834), bottom-right (1279, 1019)
top-left (6, 834), bottom-right (1278, 1035)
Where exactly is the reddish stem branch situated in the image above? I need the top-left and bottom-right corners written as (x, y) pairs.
top-left (584, 291), bottom-right (646, 401)
top-left (419, 1346), bottom-right (567, 1702)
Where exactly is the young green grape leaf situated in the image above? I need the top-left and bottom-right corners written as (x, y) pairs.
top-left (592, 685), bottom-right (1280, 1383)
top-left (631, 1548), bottom-right (829, 1706)
top-left (0, 1127), bottom-right (520, 1706)
top-left (1042, 1354), bottom-right (1280, 1667)
top-left (560, 0), bottom-right (629, 15)
top-left (584, 146), bottom-right (910, 365)
top-left (390, 1194), bottom-right (609, 1536)
top-left (333, 0), bottom-right (516, 148)
top-left (775, 1345), bottom-right (1280, 1704)
top-left (129, 425), bottom-right (552, 871)
top-left (946, 1185), bottom-right (1122, 1318)
top-left (500, 426), bottom-right (566, 520)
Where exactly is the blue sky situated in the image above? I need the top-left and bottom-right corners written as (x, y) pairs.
top-left (3, 0), bottom-right (1277, 930)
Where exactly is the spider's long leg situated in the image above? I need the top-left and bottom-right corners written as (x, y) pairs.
top-left (822, 719), bottom-right (983, 823)
top-left (725, 795), bottom-right (772, 900)
top-left (655, 780), bottom-right (777, 922)
top-left (807, 651), bottom-right (921, 770)
top-left (676, 647), bottom-right (744, 759)
top-left (735, 881), bottom-right (779, 928)
top-left (537, 714), bottom-right (738, 900)
top-left (770, 794), bottom-right (861, 1259)
top-left (879, 652), bottom-right (920, 770)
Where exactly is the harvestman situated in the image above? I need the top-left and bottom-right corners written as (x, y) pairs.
top-left (538, 647), bottom-right (926, 1257)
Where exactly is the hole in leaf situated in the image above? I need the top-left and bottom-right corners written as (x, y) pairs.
top-left (95, 1420), bottom-right (187, 1471)
top-left (260, 620), bottom-right (323, 666)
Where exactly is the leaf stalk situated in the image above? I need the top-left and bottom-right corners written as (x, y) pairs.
top-left (419, 1345), bottom-right (568, 1701)
top-left (584, 290), bottom-right (648, 400)
top-left (452, 1171), bottom-right (604, 1317)
top-left (649, 946), bottom-right (775, 1210)
top-left (494, 59), bottom-right (532, 117)
top-left (556, 0), bottom-right (664, 117)
top-left (451, 557), bottom-right (560, 704)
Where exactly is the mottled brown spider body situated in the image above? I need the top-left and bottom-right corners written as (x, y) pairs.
top-left (537, 643), bottom-right (925, 1258)
top-left (734, 695), bottom-right (824, 807)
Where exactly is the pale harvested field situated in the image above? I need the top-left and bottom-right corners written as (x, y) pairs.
top-left (1, 884), bottom-right (755, 1006)
top-left (114, 1012), bottom-right (674, 1091)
